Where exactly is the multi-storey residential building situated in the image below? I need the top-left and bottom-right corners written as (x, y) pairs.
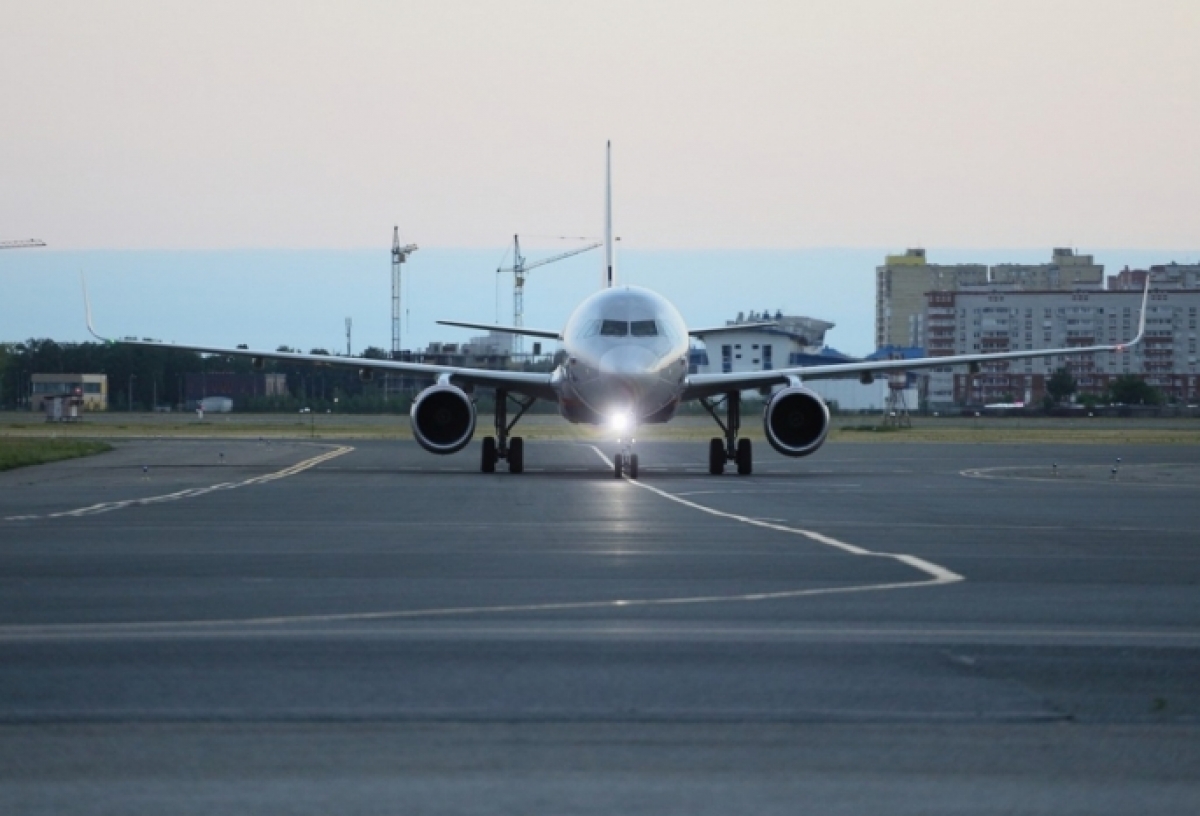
top-left (923, 288), bottom-right (1200, 406)
top-left (875, 249), bottom-right (987, 349)
top-left (990, 249), bottom-right (1104, 291)
top-left (877, 247), bottom-right (1105, 353)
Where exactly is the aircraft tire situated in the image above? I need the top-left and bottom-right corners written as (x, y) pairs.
top-left (481, 436), bottom-right (497, 473)
top-left (614, 453), bottom-right (624, 478)
top-left (629, 453), bottom-right (639, 479)
top-left (736, 438), bottom-right (752, 475)
top-left (508, 437), bottom-right (524, 474)
top-left (708, 438), bottom-right (725, 475)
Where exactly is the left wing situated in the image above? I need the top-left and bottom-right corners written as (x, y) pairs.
top-left (688, 322), bottom-right (777, 337)
top-left (683, 279), bottom-right (1150, 402)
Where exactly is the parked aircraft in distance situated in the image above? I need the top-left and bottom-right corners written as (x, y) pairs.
top-left (87, 144), bottom-right (1149, 478)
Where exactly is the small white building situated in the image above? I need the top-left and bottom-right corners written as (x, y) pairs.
top-left (693, 311), bottom-right (834, 375)
top-left (692, 311), bottom-right (914, 411)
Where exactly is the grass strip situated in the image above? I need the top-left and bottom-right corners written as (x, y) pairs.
top-left (0, 438), bottom-right (113, 472)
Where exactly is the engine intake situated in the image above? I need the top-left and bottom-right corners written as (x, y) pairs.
top-left (410, 384), bottom-right (476, 454)
top-left (763, 385), bottom-right (830, 457)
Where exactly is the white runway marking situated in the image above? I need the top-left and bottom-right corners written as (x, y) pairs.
top-left (0, 442), bottom-right (960, 637)
top-left (962, 463), bottom-right (1198, 487)
top-left (4, 622), bottom-right (1196, 644)
top-left (588, 445), bottom-right (963, 590)
top-left (2, 445), bottom-right (353, 522)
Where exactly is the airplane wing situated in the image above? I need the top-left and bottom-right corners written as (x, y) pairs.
top-left (83, 290), bottom-right (557, 401)
top-left (683, 279), bottom-right (1150, 402)
top-left (105, 337), bottom-right (559, 401)
top-left (435, 320), bottom-right (561, 339)
top-left (688, 322), bottom-right (776, 337)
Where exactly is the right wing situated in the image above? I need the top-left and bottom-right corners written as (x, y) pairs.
top-left (84, 286), bottom-right (558, 400)
top-left (688, 322), bottom-right (776, 337)
top-left (436, 320), bottom-right (561, 339)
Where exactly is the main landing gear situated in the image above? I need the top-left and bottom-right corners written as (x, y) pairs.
top-left (700, 392), bottom-right (752, 476)
top-left (480, 389), bottom-right (536, 474)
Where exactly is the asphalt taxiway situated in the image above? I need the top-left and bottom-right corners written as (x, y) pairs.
top-left (1, 437), bottom-right (1198, 814)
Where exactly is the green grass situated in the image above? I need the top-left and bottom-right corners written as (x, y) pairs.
top-left (0, 411), bottom-right (1197, 446)
top-left (0, 438), bottom-right (113, 472)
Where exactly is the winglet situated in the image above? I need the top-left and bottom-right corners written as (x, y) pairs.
top-left (1121, 274), bottom-right (1151, 350)
top-left (81, 272), bottom-right (111, 343)
top-left (1134, 274), bottom-right (1150, 344)
top-left (604, 141), bottom-right (615, 289)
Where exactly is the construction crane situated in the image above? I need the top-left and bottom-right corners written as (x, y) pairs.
top-left (499, 234), bottom-right (601, 356)
top-left (0, 239), bottom-right (46, 250)
top-left (391, 227), bottom-right (418, 358)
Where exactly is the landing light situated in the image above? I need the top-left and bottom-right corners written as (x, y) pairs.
top-left (608, 410), bottom-right (633, 433)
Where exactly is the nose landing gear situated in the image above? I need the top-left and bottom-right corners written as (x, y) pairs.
top-left (613, 437), bottom-right (639, 479)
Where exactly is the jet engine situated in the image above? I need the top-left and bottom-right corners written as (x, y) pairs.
top-left (410, 384), bottom-right (476, 454)
top-left (763, 385), bottom-right (830, 458)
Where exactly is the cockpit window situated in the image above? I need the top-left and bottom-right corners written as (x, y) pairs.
top-left (630, 320), bottom-right (658, 337)
top-left (600, 320), bottom-right (628, 337)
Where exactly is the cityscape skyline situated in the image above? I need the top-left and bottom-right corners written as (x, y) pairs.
top-left (3, 245), bottom-right (1196, 359)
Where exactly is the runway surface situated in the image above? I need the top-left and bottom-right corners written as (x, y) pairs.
top-left (2, 436), bottom-right (1198, 814)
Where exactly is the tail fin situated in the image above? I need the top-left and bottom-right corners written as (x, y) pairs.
top-left (604, 141), bottom-right (615, 289)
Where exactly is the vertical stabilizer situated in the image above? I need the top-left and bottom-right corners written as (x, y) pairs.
top-left (604, 141), bottom-right (615, 288)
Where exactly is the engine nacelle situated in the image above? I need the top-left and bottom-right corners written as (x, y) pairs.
top-left (410, 384), bottom-right (476, 454)
top-left (763, 385), bottom-right (830, 458)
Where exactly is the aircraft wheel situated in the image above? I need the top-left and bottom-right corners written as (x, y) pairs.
top-left (508, 437), bottom-right (524, 474)
top-left (613, 453), bottom-right (624, 478)
top-left (628, 453), bottom-right (639, 479)
top-left (481, 436), bottom-right (496, 473)
top-left (708, 438), bottom-right (725, 475)
top-left (736, 438), bottom-right (752, 475)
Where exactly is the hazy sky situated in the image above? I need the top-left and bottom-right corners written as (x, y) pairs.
top-left (3, 0), bottom-right (1198, 251)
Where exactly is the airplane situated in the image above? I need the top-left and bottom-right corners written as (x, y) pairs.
top-left (86, 143), bottom-right (1150, 478)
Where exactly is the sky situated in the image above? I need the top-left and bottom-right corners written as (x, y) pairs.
top-left (2, 1), bottom-right (1198, 354)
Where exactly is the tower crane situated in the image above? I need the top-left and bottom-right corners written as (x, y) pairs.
top-left (0, 239), bottom-right (46, 250)
top-left (391, 227), bottom-right (418, 358)
top-left (499, 234), bottom-right (600, 356)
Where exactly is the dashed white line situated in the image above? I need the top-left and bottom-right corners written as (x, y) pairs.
top-left (3, 445), bottom-right (354, 522)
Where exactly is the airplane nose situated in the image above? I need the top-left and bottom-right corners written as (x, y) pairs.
top-left (600, 345), bottom-right (658, 378)
top-left (599, 346), bottom-right (658, 406)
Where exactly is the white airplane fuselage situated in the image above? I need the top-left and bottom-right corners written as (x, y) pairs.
top-left (553, 285), bottom-right (690, 427)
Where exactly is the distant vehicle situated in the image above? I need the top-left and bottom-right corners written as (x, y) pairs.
top-left (199, 396), bottom-right (232, 414)
top-left (87, 145), bottom-right (1150, 478)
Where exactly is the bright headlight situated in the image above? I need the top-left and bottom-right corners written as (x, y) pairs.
top-left (608, 409), bottom-right (633, 433)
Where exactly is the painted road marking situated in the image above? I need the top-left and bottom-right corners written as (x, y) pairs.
top-left (588, 445), bottom-right (962, 589)
top-left (3, 445), bottom-right (353, 522)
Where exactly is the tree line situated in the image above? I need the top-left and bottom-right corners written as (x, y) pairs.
top-left (1045, 366), bottom-right (1165, 408)
top-left (1, 339), bottom-right (430, 412)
